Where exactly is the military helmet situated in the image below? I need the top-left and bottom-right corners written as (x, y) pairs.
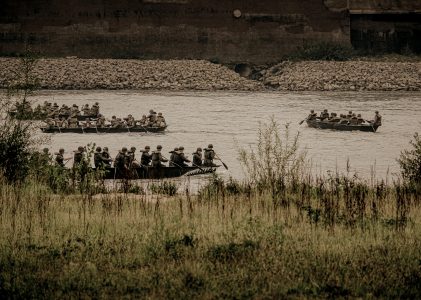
top-left (174, 147), bottom-right (179, 151)
top-left (103, 147), bottom-right (109, 152)
top-left (197, 147), bottom-right (202, 152)
top-left (179, 146), bottom-right (184, 150)
top-left (78, 146), bottom-right (84, 152)
top-left (96, 146), bottom-right (102, 152)
top-left (149, 109), bottom-right (154, 113)
top-left (43, 147), bottom-right (49, 153)
top-left (310, 109), bottom-right (314, 113)
top-left (157, 145), bottom-right (162, 150)
top-left (375, 111), bottom-right (379, 114)
top-left (158, 112), bottom-right (162, 116)
top-left (59, 148), bottom-right (64, 153)
top-left (208, 144), bottom-right (213, 149)
top-left (130, 146), bottom-right (136, 151)
top-left (122, 147), bottom-right (127, 152)
top-left (95, 102), bottom-right (99, 105)
top-left (145, 146), bottom-right (150, 149)
top-left (323, 109), bottom-right (328, 112)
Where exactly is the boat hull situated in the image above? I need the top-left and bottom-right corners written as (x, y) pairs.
top-left (96, 166), bottom-right (218, 179)
top-left (40, 126), bottom-right (167, 133)
top-left (306, 119), bottom-right (380, 132)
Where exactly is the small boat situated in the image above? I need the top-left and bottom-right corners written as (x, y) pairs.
top-left (40, 125), bottom-right (167, 133)
top-left (96, 165), bottom-right (219, 180)
top-left (306, 119), bottom-right (380, 132)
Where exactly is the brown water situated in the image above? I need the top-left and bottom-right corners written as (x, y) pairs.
top-left (35, 90), bottom-right (421, 180)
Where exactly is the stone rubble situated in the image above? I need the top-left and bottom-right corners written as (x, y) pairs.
top-left (0, 57), bottom-right (420, 91)
top-left (0, 58), bottom-right (262, 91)
top-left (261, 60), bottom-right (421, 91)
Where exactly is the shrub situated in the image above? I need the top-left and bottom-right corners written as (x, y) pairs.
top-left (0, 119), bottom-right (33, 183)
top-left (398, 133), bottom-right (421, 185)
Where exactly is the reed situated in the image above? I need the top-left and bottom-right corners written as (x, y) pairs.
top-left (0, 121), bottom-right (420, 298)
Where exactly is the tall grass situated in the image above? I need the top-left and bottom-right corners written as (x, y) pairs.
top-left (0, 120), bottom-right (420, 298)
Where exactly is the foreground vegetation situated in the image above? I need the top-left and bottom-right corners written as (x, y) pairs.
top-left (0, 120), bottom-right (421, 298)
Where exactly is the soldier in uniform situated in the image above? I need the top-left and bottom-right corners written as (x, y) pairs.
top-left (178, 146), bottom-right (191, 167)
top-left (373, 111), bottom-right (382, 126)
top-left (192, 147), bottom-right (203, 166)
top-left (73, 146), bottom-right (86, 169)
top-left (169, 147), bottom-right (179, 167)
top-left (126, 114), bottom-right (136, 127)
top-left (308, 110), bottom-right (317, 120)
top-left (320, 109), bottom-right (329, 120)
top-left (55, 148), bottom-right (70, 167)
top-left (115, 147), bottom-right (129, 178)
top-left (82, 104), bottom-right (91, 116)
top-left (90, 102), bottom-right (100, 116)
top-left (347, 111), bottom-right (353, 119)
top-left (139, 115), bottom-right (148, 126)
top-left (101, 147), bottom-right (112, 167)
top-left (96, 115), bottom-right (106, 128)
top-left (151, 145), bottom-right (168, 168)
top-left (140, 146), bottom-right (152, 166)
top-left (148, 109), bottom-right (157, 126)
top-left (204, 144), bottom-right (216, 167)
top-left (157, 112), bottom-right (166, 127)
top-left (127, 146), bottom-right (140, 168)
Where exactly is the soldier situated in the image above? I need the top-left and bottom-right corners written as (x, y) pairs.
top-left (82, 104), bottom-right (90, 116)
top-left (96, 115), bottom-right (106, 128)
top-left (127, 146), bottom-right (140, 168)
top-left (73, 146), bottom-right (85, 168)
top-left (140, 146), bottom-right (152, 166)
top-left (110, 116), bottom-right (119, 128)
top-left (148, 109), bottom-right (157, 125)
top-left (55, 148), bottom-right (70, 167)
top-left (357, 114), bottom-right (364, 124)
top-left (70, 104), bottom-right (80, 117)
top-left (115, 147), bottom-right (129, 178)
top-left (347, 111), bottom-right (353, 119)
top-left (139, 115), bottom-right (148, 126)
top-left (151, 145), bottom-right (168, 168)
top-left (45, 118), bottom-right (56, 128)
top-left (68, 117), bottom-right (78, 128)
top-left (126, 114), bottom-right (136, 127)
top-left (192, 147), bottom-right (203, 166)
top-left (157, 112), bottom-right (166, 127)
top-left (320, 109), bottom-right (329, 120)
top-left (169, 147), bottom-right (179, 167)
top-left (308, 110), bottom-right (317, 120)
top-left (101, 147), bottom-right (112, 167)
top-left (90, 102), bottom-right (100, 116)
top-left (94, 146), bottom-right (104, 168)
top-left (204, 144), bottom-right (216, 167)
top-left (373, 111), bottom-right (382, 126)
top-left (178, 146), bottom-right (191, 167)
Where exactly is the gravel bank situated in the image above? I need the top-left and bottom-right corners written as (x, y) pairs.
top-left (261, 61), bottom-right (421, 91)
top-left (0, 58), bottom-right (261, 91)
top-left (1, 57), bottom-right (420, 91)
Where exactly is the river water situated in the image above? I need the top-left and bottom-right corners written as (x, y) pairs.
top-left (34, 90), bottom-right (421, 181)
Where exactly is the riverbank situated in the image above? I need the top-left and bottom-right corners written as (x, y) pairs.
top-left (0, 57), bottom-right (420, 91)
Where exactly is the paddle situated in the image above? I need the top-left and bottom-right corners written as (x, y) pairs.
top-left (191, 162), bottom-right (206, 173)
top-left (214, 153), bottom-right (228, 170)
top-left (161, 154), bottom-right (184, 169)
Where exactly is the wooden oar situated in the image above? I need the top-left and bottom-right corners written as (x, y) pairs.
top-left (299, 117), bottom-right (308, 125)
top-left (214, 154), bottom-right (228, 170)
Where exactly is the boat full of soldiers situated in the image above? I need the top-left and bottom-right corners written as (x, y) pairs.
top-left (52, 144), bottom-right (222, 179)
top-left (302, 110), bottom-right (382, 132)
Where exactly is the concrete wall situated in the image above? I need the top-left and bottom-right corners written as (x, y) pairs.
top-left (0, 0), bottom-right (350, 63)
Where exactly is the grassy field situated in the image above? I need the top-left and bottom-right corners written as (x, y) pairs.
top-left (0, 174), bottom-right (420, 299)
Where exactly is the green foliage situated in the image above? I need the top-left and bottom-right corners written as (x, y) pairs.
top-left (149, 181), bottom-right (178, 196)
top-left (398, 133), bottom-right (421, 186)
top-left (0, 119), bottom-right (33, 183)
top-left (286, 41), bottom-right (356, 61)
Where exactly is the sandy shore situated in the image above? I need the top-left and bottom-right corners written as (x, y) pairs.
top-left (0, 57), bottom-right (420, 91)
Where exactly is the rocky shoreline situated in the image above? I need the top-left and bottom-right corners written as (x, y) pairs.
top-left (0, 57), bottom-right (420, 91)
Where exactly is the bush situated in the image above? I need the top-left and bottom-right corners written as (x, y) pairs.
top-left (398, 133), bottom-right (421, 185)
top-left (286, 42), bottom-right (356, 61)
top-left (0, 119), bottom-right (33, 183)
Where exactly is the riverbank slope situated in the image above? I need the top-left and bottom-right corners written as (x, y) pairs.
top-left (0, 57), bottom-right (420, 91)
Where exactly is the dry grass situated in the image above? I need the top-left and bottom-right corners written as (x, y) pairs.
top-left (0, 176), bottom-right (420, 298)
